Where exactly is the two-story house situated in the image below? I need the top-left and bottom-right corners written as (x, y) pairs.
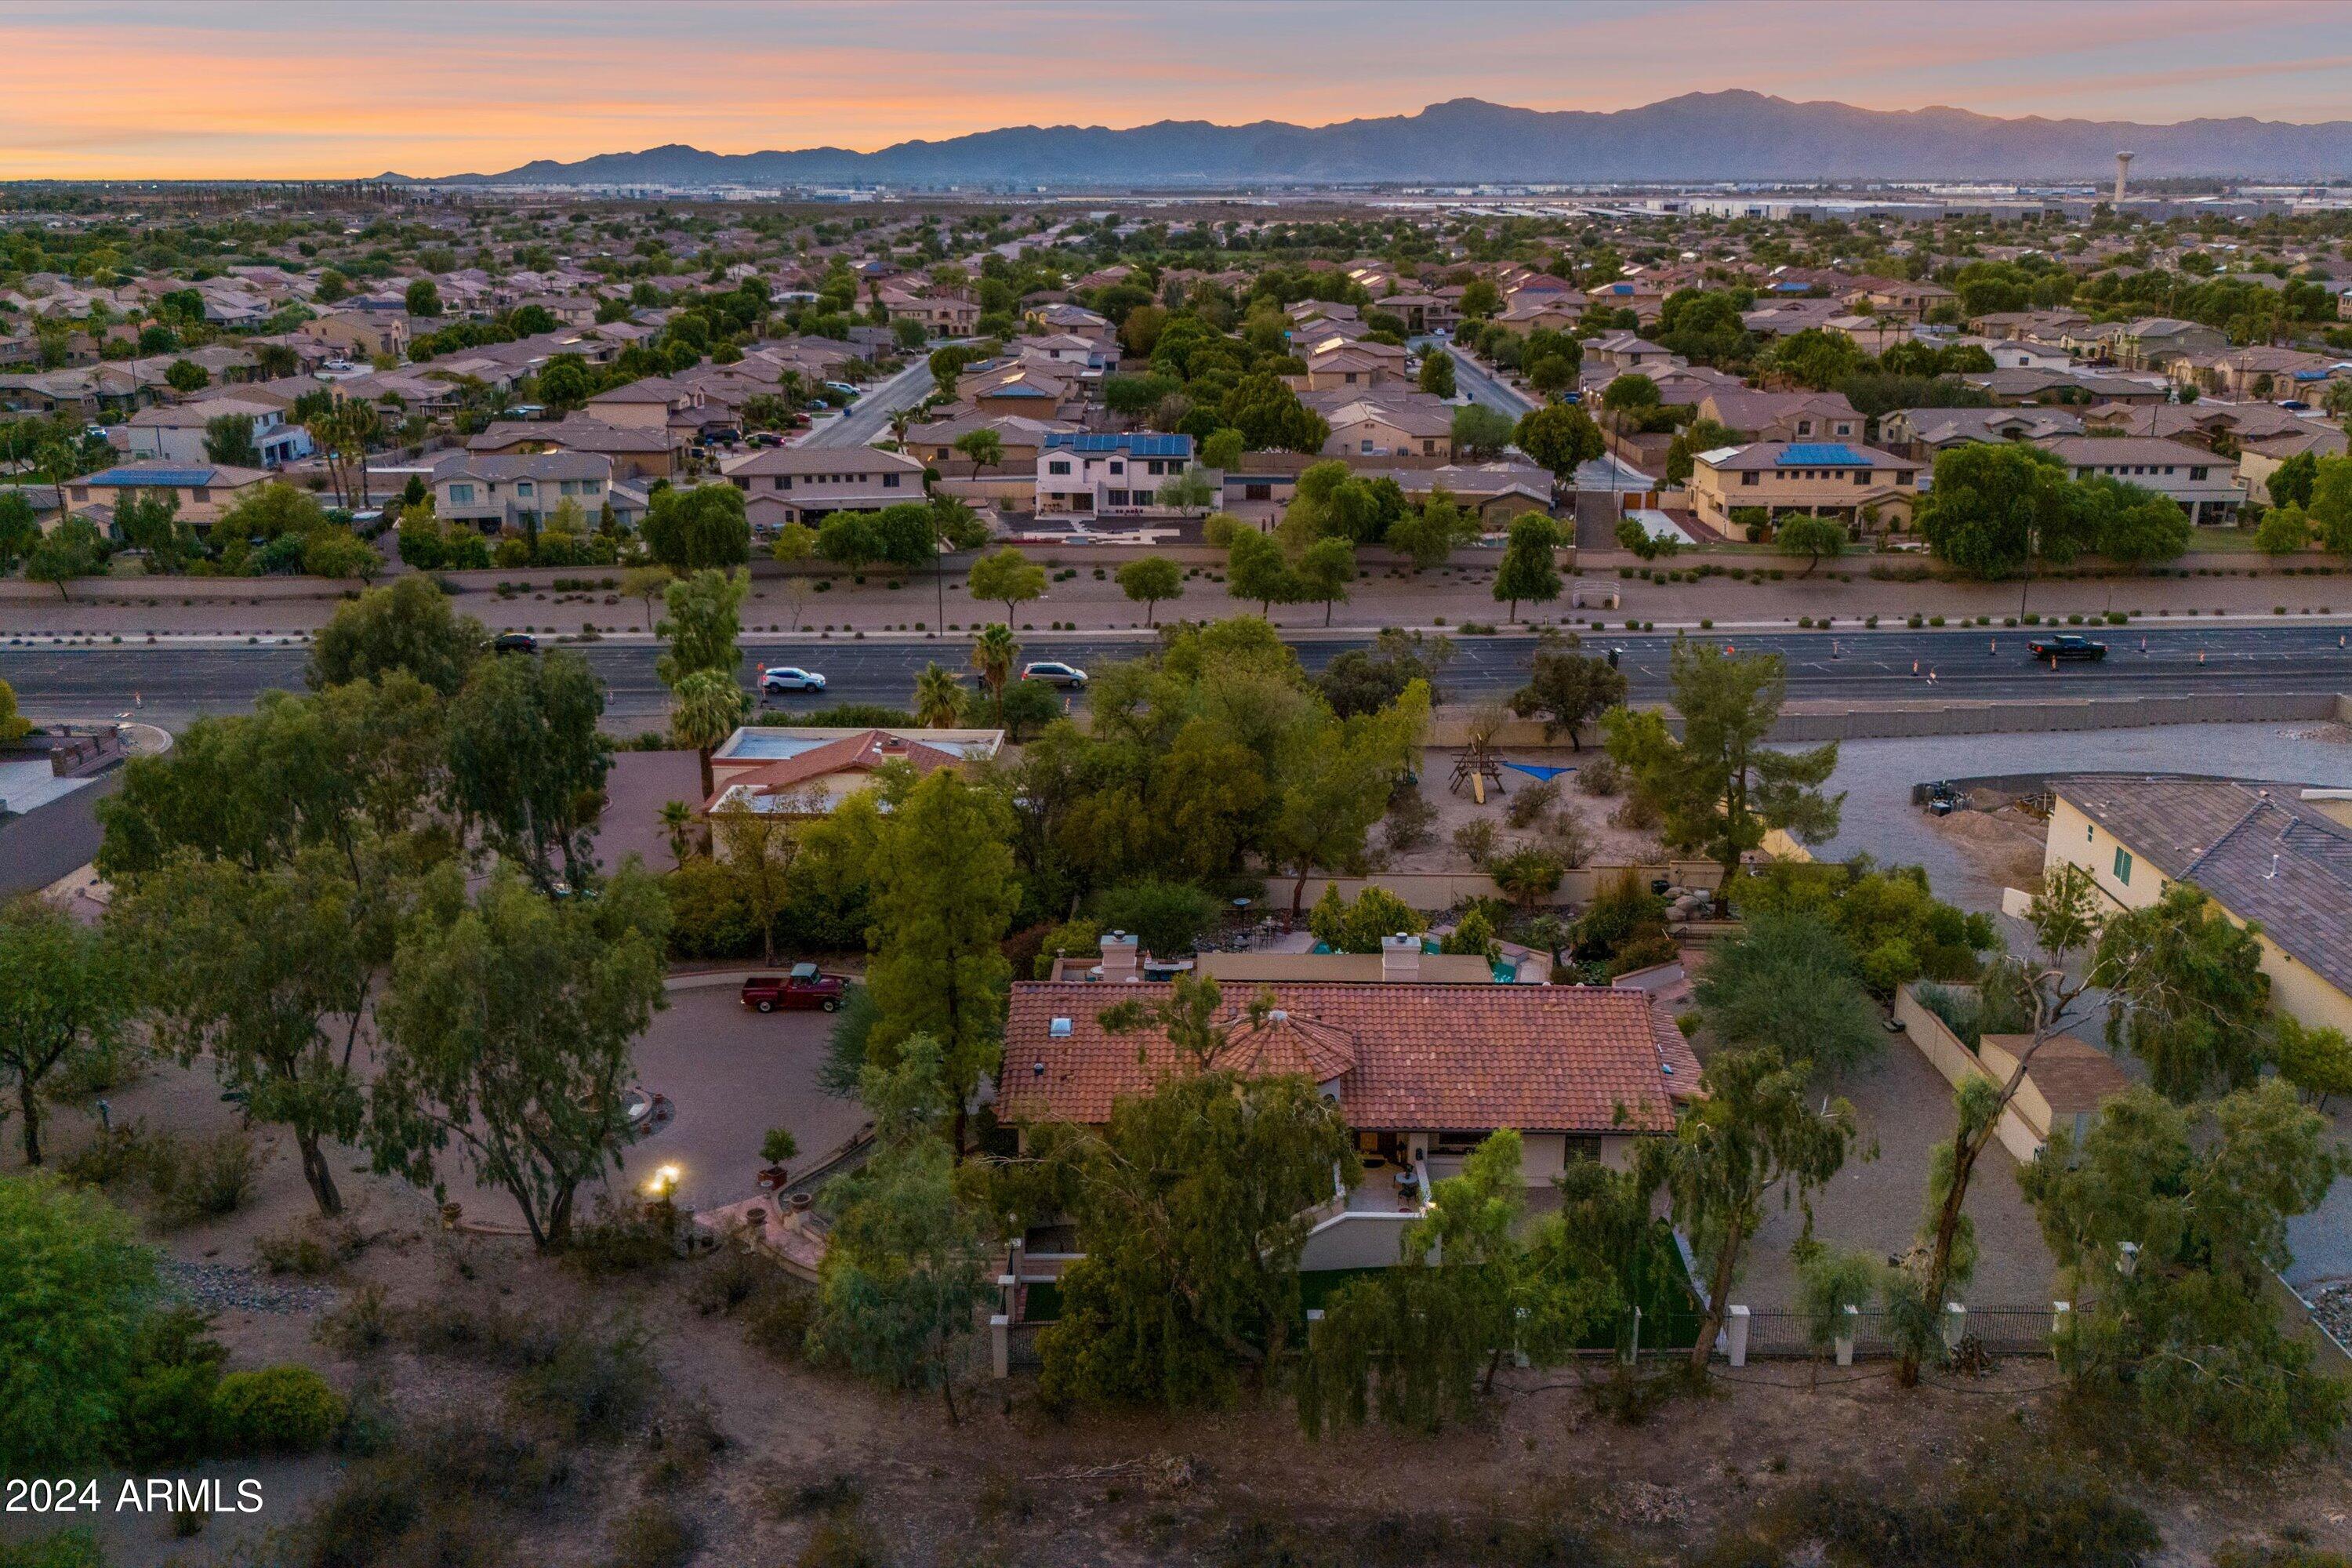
top-left (65, 459), bottom-right (273, 528)
top-left (720, 444), bottom-right (927, 528)
top-left (431, 450), bottom-right (623, 534)
top-left (1693, 390), bottom-right (1864, 445)
top-left (297, 310), bottom-right (411, 362)
top-left (118, 395), bottom-right (312, 468)
top-left (1688, 441), bottom-right (1925, 533)
top-left (1035, 432), bottom-right (1196, 517)
top-left (2035, 435), bottom-right (2241, 525)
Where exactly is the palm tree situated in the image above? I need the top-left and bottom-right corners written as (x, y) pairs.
top-left (968, 624), bottom-right (1018, 723)
top-left (912, 662), bottom-right (965, 728)
top-left (669, 667), bottom-right (751, 798)
top-left (658, 799), bottom-right (698, 868)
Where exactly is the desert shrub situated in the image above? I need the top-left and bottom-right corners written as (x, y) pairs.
top-left (114, 1306), bottom-right (229, 1468)
top-left (771, 1473), bottom-right (864, 1519)
top-left (1451, 820), bottom-right (1500, 868)
top-left (561, 1195), bottom-right (678, 1276)
top-left (1609, 792), bottom-right (1661, 831)
top-left (317, 1284), bottom-right (393, 1357)
top-left (1573, 754), bottom-right (1622, 797)
top-left (641, 1394), bottom-right (728, 1490)
top-left (608, 1499), bottom-right (699, 1568)
top-left (1539, 806), bottom-right (1594, 869)
top-left (301, 1420), bottom-right (570, 1568)
top-left (1503, 775), bottom-right (1562, 829)
top-left (59, 1122), bottom-right (157, 1189)
top-left (152, 1128), bottom-right (260, 1225)
top-left (212, 1365), bottom-right (344, 1454)
top-left (1384, 786), bottom-right (1438, 855)
top-left (0, 1532), bottom-right (111, 1568)
top-left (797, 1516), bottom-right (890, 1568)
top-left (742, 1276), bottom-right (818, 1362)
top-left (1574, 869), bottom-right (1669, 963)
top-left (688, 1245), bottom-right (779, 1317)
top-left (255, 1216), bottom-right (363, 1276)
top-left (1606, 932), bottom-right (1680, 978)
top-left (1780, 1472), bottom-right (2158, 1568)
top-left (507, 1319), bottom-right (657, 1440)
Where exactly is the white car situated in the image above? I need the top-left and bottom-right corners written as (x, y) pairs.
top-left (760, 666), bottom-right (828, 693)
top-left (1022, 660), bottom-right (1087, 689)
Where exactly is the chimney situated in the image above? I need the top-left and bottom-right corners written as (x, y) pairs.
top-left (1380, 931), bottom-right (1421, 982)
top-left (1099, 930), bottom-right (1140, 984)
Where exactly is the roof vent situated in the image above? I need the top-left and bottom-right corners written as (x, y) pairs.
top-left (1031, 1060), bottom-right (1046, 1076)
top-left (1048, 1017), bottom-right (1073, 1037)
top-left (1268, 1008), bottom-right (1289, 1023)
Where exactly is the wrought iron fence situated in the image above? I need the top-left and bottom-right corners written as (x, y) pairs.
top-left (1731, 1304), bottom-right (2066, 1362)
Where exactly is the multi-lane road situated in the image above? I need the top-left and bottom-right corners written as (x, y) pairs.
top-left (9, 625), bottom-right (2352, 731)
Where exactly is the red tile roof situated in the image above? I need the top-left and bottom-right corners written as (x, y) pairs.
top-left (1000, 982), bottom-right (1693, 1134)
top-left (702, 729), bottom-right (962, 811)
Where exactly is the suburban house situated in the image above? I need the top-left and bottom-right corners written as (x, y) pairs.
top-left (1302, 389), bottom-right (1455, 459)
top-left (2035, 436), bottom-right (2241, 524)
top-left (997, 942), bottom-right (1704, 1218)
top-left (906, 411), bottom-right (1080, 474)
top-left (876, 286), bottom-right (978, 336)
top-left (720, 444), bottom-right (926, 528)
top-left (1840, 278), bottom-right (1957, 321)
top-left (586, 376), bottom-right (707, 436)
top-left (1035, 431), bottom-right (1196, 517)
top-left (468, 418), bottom-right (681, 481)
top-left (297, 310), bottom-right (411, 361)
top-left (960, 361), bottom-right (1082, 419)
top-left (1686, 441), bottom-right (1924, 532)
top-left (1583, 332), bottom-right (1677, 374)
top-left (1693, 390), bottom-right (1864, 445)
top-left (1220, 454), bottom-right (1554, 522)
top-left (703, 726), bottom-right (1005, 822)
top-left (1878, 405), bottom-right (2084, 458)
top-left (1296, 338), bottom-right (1410, 391)
top-left (430, 450), bottom-right (626, 533)
top-left (2107, 318), bottom-right (2228, 371)
top-left (2043, 775), bottom-right (2352, 1038)
top-left (118, 396), bottom-right (313, 467)
top-left (64, 459), bottom-right (273, 527)
top-left (1377, 291), bottom-right (1460, 335)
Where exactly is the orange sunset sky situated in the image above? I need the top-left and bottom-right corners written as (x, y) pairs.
top-left (5, 0), bottom-right (2346, 181)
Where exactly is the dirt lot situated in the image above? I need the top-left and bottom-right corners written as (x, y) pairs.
top-left (1387, 746), bottom-right (1663, 874)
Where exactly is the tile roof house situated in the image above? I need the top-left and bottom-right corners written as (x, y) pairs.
top-left (2034, 436), bottom-right (2241, 524)
top-left (999, 974), bottom-right (1701, 1191)
top-left (1693, 390), bottom-right (1863, 445)
top-left (2045, 775), bottom-right (2352, 1040)
top-left (1688, 441), bottom-right (1923, 532)
top-left (720, 443), bottom-right (925, 528)
top-left (1301, 388), bottom-right (1456, 459)
top-left (1877, 405), bottom-right (2085, 458)
top-left (64, 459), bottom-right (273, 527)
top-left (1036, 431), bottom-right (1196, 517)
top-left (703, 725), bottom-right (1004, 818)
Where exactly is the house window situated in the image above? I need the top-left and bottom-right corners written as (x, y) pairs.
top-left (517, 482), bottom-right (534, 497)
top-left (1360, 440), bottom-right (1374, 454)
top-left (1109, 462), bottom-right (1124, 475)
top-left (2112, 847), bottom-right (2133, 885)
top-left (1796, 420), bottom-right (1812, 436)
top-left (2190, 466), bottom-right (2208, 481)
top-left (1563, 1134), bottom-right (1602, 1163)
top-left (1740, 471), bottom-right (1759, 487)
top-left (883, 474), bottom-right (900, 488)
top-left (775, 476), bottom-right (790, 490)
top-left (450, 484), bottom-right (475, 503)
top-left (1855, 470), bottom-right (1870, 485)
top-left (1048, 460), bottom-right (1071, 475)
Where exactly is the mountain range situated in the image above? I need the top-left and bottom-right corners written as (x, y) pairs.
top-left (384, 93), bottom-right (2352, 187)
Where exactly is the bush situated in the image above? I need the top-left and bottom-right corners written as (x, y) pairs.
top-left (1451, 820), bottom-right (1500, 868)
top-left (315, 1284), bottom-right (392, 1358)
top-left (255, 1217), bottom-right (362, 1277)
top-left (1503, 775), bottom-right (1562, 829)
top-left (1576, 754), bottom-right (1622, 797)
top-left (1030, 917), bottom-right (1102, 980)
top-left (1606, 932), bottom-right (1681, 978)
top-left (1089, 878), bottom-right (1222, 957)
top-left (662, 858), bottom-right (756, 960)
top-left (1780, 1472), bottom-right (2158, 1568)
top-left (608, 1499), bottom-right (699, 1568)
top-left (153, 1128), bottom-right (259, 1225)
top-left (212, 1365), bottom-right (344, 1454)
top-left (1383, 785), bottom-right (1438, 855)
top-left (507, 1319), bottom-right (657, 1439)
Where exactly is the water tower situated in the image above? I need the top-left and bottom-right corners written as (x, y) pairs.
top-left (2113, 151), bottom-right (2136, 206)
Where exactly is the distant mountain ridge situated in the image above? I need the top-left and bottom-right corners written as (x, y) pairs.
top-left (388, 93), bottom-right (2352, 187)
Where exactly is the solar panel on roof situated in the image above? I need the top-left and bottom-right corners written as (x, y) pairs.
top-left (89, 467), bottom-right (216, 487)
top-left (1776, 444), bottom-right (1865, 466)
top-left (1043, 433), bottom-right (1192, 457)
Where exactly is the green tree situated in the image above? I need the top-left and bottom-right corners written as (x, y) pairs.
top-left (768, 521), bottom-right (820, 630)
top-left (1602, 641), bottom-right (1841, 906)
top-left (1305, 884), bottom-right (1426, 953)
top-left (1458, 279), bottom-right (1501, 320)
top-left (1298, 1128), bottom-right (1610, 1433)
top-left (1035, 1070), bottom-right (1357, 1410)
top-left (806, 1035), bottom-right (991, 1421)
top-left (2316, 454), bottom-right (2352, 558)
top-left (164, 358), bottom-right (209, 395)
top-left (1512, 402), bottom-right (1603, 478)
top-left (2255, 501), bottom-right (2310, 556)
top-left (404, 277), bottom-right (443, 318)
top-left (968, 622), bottom-right (1018, 720)
top-left (444, 649), bottom-right (611, 895)
top-left (117, 488), bottom-right (196, 575)
top-left (2267, 448), bottom-right (2318, 509)
top-left (1155, 468), bottom-right (1217, 514)
top-left (950, 427), bottom-right (1004, 477)
top-left (307, 575), bottom-right (485, 696)
top-left (2272, 1015), bottom-right (2352, 1110)
top-left (1773, 515), bottom-right (1847, 576)
top-left (202, 413), bottom-right (260, 466)
top-left (0, 490), bottom-right (40, 574)
top-left (1221, 372), bottom-right (1329, 453)
top-left (1385, 486), bottom-right (1478, 571)
top-left (967, 546), bottom-right (1045, 625)
top-left (0, 677), bottom-right (31, 743)
top-left (911, 662), bottom-right (965, 727)
top-left (670, 667), bottom-right (750, 800)
top-left (1450, 401), bottom-right (1515, 460)
top-left (1508, 637), bottom-right (1624, 750)
top-left (0, 1174), bottom-right (158, 1473)
top-left (1200, 427), bottom-right (1245, 471)
top-left (1225, 524), bottom-right (1298, 616)
top-left (1294, 535), bottom-right (1356, 626)
top-left (655, 567), bottom-right (748, 689)
top-left (26, 517), bottom-right (103, 600)
top-left (0, 899), bottom-right (130, 1167)
top-left (2079, 477), bottom-right (2190, 569)
top-left (1614, 514), bottom-right (1678, 562)
top-left (1651, 1045), bottom-right (1860, 1374)
top-left (620, 564), bottom-right (672, 632)
top-left (372, 864), bottom-right (669, 1247)
top-left (1269, 682), bottom-right (1429, 915)
top-left (1490, 510), bottom-right (1562, 621)
top-left (1919, 441), bottom-right (2088, 579)
top-left (1696, 909), bottom-right (1883, 1080)
top-left (640, 483), bottom-right (750, 572)
top-left (1115, 555), bottom-right (1183, 626)
top-left (1598, 372), bottom-right (1661, 429)
top-left (2092, 880), bottom-right (2273, 1101)
top-left (2020, 1082), bottom-right (2349, 1454)
top-left (1417, 350), bottom-right (1456, 399)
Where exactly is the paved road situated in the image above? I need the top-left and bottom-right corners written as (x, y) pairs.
top-left (800, 356), bottom-right (937, 448)
top-left (10, 625), bottom-right (2352, 731)
top-left (1440, 343), bottom-right (1536, 418)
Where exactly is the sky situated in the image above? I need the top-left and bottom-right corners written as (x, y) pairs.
top-left (5, 0), bottom-right (2348, 180)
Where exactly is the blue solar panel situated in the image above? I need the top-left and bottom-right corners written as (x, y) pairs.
top-left (87, 467), bottom-right (215, 487)
top-left (1044, 433), bottom-right (1194, 457)
top-left (1776, 444), bottom-right (1865, 466)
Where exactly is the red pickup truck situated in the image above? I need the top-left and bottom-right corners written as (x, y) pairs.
top-left (740, 964), bottom-right (850, 1014)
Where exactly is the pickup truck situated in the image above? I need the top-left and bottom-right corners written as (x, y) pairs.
top-left (2027, 634), bottom-right (2107, 662)
top-left (739, 964), bottom-right (850, 1014)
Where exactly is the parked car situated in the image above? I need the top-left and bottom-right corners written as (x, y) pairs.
top-left (1022, 660), bottom-right (1087, 688)
top-left (746, 431), bottom-right (785, 448)
top-left (760, 665), bottom-right (828, 692)
top-left (699, 427), bottom-right (742, 446)
top-left (2027, 634), bottom-right (2107, 662)
top-left (740, 964), bottom-right (849, 1013)
top-left (824, 380), bottom-right (862, 397)
top-left (489, 632), bottom-right (538, 655)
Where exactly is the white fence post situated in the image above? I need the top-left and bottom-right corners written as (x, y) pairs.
top-left (1624, 1305), bottom-right (1642, 1365)
top-left (1943, 1301), bottom-right (1967, 1351)
top-left (1726, 1305), bottom-right (1750, 1368)
top-left (2051, 1300), bottom-right (2070, 1359)
top-left (1836, 1303), bottom-right (1858, 1367)
top-left (989, 1314), bottom-right (1011, 1379)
